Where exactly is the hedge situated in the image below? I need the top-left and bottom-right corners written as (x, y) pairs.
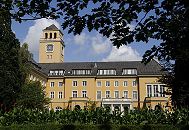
top-left (0, 124), bottom-right (188, 130)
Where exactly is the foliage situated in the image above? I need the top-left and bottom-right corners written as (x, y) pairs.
top-left (0, 9), bottom-right (23, 112)
top-left (0, 108), bottom-right (189, 127)
top-left (16, 81), bottom-right (50, 110)
top-left (0, 0), bottom-right (189, 108)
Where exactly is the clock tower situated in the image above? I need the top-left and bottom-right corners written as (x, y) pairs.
top-left (39, 24), bottom-right (64, 63)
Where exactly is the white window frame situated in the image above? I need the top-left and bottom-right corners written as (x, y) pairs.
top-left (114, 81), bottom-right (119, 87)
top-left (105, 91), bottom-right (110, 98)
top-left (123, 91), bottom-right (128, 98)
top-left (97, 81), bottom-right (102, 87)
top-left (72, 81), bottom-right (77, 87)
top-left (58, 92), bottom-right (63, 99)
top-left (50, 91), bottom-right (55, 99)
top-left (97, 91), bottom-right (102, 100)
top-left (50, 82), bottom-right (54, 87)
top-left (58, 82), bottom-right (63, 87)
top-left (105, 81), bottom-right (110, 87)
top-left (114, 91), bottom-right (119, 98)
top-left (132, 80), bottom-right (137, 87)
top-left (132, 91), bottom-right (138, 100)
top-left (123, 81), bottom-right (128, 87)
top-left (82, 81), bottom-right (87, 86)
top-left (82, 91), bottom-right (87, 98)
top-left (72, 91), bottom-right (78, 98)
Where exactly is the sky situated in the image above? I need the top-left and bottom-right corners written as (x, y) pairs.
top-left (12, 18), bottom-right (157, 63)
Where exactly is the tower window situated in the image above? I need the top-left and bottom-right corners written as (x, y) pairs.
top-left (54, 33), bottom-right (57, 39)
top-left (47, 44), bottom-right (53, 52)
top-left (45, 33), bottom-right (48, 39)
top-left (50, 33), bottom-right (52, 38)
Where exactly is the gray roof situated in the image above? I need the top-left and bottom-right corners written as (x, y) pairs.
top-left (44, 24), bottom-right (59, 31)
top-left (38, 59), bottom-right (165, 77)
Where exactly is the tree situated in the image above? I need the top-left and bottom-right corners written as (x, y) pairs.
top-left (0, 0), bottom-right (189, 108)
top-left (16, 81), bottom-right (50, 110)
top-left (0, 9), bottom-right (23, 112)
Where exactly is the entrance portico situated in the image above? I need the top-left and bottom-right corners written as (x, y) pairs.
top-left (102, 98), bottom-right (132, 112)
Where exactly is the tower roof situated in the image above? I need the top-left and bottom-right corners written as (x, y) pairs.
top-left (44, 24), bottom-right (59, 31)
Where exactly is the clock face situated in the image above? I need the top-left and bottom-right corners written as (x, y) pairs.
top-left (47, 44), bottom-right (53, 52)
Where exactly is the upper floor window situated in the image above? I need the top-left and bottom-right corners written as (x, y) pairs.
top-left (133, 91), bottom-right (138, 100)
top-left (147, 85), bottom-right (152, 97)
top-left (160, 85), bottom-right (165, 97)
top-left (97, 91), bottom-right (102, 99)
top-left (49, 70), bottom-right (64, 76)
top-left (82, 81), bottom-right (87, 86)
top-left (58, 92), bottom-right (63, 99)
top-left (50, 82), bottom-right (54, 87)
top-left (72, 81), bottom-right (77, 87)
top-left (72, 91), bottom-right (77, 98)
top-left (97, 81), bottom-right (101, 87)
top-left (50, 92), bottom-right (55, 99)
top-left (105, 91), bottom-right (110, 98)
top-left (123, 91), bottom-right (128, 98)
top-left (82, 91), bottom-right (87, 98)
top-left (58, 82), bottom-right (63, 87)
top-left (153, 85), bottom-right (158, 97)
top-left (123, 81), bottom-right (128, 87)
top-left (72, 69), bottom-right (91, 75)
top-left (114, 81), bottom-right (119, 87)
top-left (97, 69), bottom-right (116, 75)
top-left (132, 80), bottom-right (137, 87)
top-left (46, 44), bottom-right (53, 52)
top-left (122, 69), bottom-right (137, 75)
top-left (146, 84), bottom-right (166, 97)
top-left (105, 81), bottom-right (110, 87)
top-left (114, 91), bottom-right (119, 98)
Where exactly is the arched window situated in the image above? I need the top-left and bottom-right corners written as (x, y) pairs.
top-left (54, 33), bottom-right (57, 39)
top-left (74, 105), bottom-right (81, 110)
top-left (50, 33), bottom-right (52, 38)
top-left (45, 33), bottom-right (48, 39)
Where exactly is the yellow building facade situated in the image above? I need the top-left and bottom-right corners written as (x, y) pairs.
top-left (33, 24), bottom-right (171, 111)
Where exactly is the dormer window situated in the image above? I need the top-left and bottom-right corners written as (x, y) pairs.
top-left (97, 69), bottom-right (116, 75)
top-left (49, 70), bottom-right (65, 76)
top-left (72, 69), bottom-right (91, 75)
top-left (122, 69), bottom-right (137, 75)
top-left (46, 44), bottom-right (53, 52)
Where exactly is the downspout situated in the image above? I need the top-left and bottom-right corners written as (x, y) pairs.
top-left (137, 76), bottom-right (140, 109)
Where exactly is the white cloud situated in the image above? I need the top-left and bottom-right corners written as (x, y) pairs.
top-left (102, 46), bottom-right (142, 61)
top-left (23, 18), bottom-right (60, 61)
top-left (74, 33), bottom-right (88, 45)
top-left (91, 33), bottom-right (111, 54)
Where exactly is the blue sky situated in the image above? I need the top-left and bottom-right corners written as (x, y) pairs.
top-left (12, 18), bottom-right (157, 63)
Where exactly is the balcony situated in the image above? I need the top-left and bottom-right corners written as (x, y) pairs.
top-left (102, 98), bottom-right (132, 104)
top-left (145, 97), bottom-right (169, 102)
top-left (69, 97), bottom-right (89, 102)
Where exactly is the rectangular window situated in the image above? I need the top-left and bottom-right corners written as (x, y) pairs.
top-left (133, 91), bottom-right (138, 100)
top-left (105, 91), bottom-right (110, 98)
top-left (50, 92), bottom-right (55, 99)
top-left (147, 85), bottom-right (152, 97)
top-left (58, 92), bottom-right (63, 99)
top-left (123, 91), bottom-right (128, 98)
top-left (97, 81), bottom-right (102, 87)
top-left (97, 91), bottom-right (101, 99)
top-left (50, 82), bottom-right (54, 87)
top-left (72, 91), bottom-right (77, 98)
top-left (98, 69), bottom-right (116, 75)
top-left (82, 91), bottom-right (87, 98)
top-left (153, 85), bottom-right (159, 97)
top-left (160, 85), bottom-right (165, 97)
top-left (114, 91), bottom-right (119, 98)
top-left (82, 81), bottom-right (87, 86)
top-left (58, 82), bottom-right (63, 87)
top-left (72, 81), bottom-right (77, 87)
top-left (132, 80), bottom-right (137, 87)
top-left (123, 81), bottom-right (128, 87)
top-left (114, 81), bottom-right (119, 87)
top-left (105, 81), bottom-right (110, 87)
top-left (122, 69), bottom-right (137, 75)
